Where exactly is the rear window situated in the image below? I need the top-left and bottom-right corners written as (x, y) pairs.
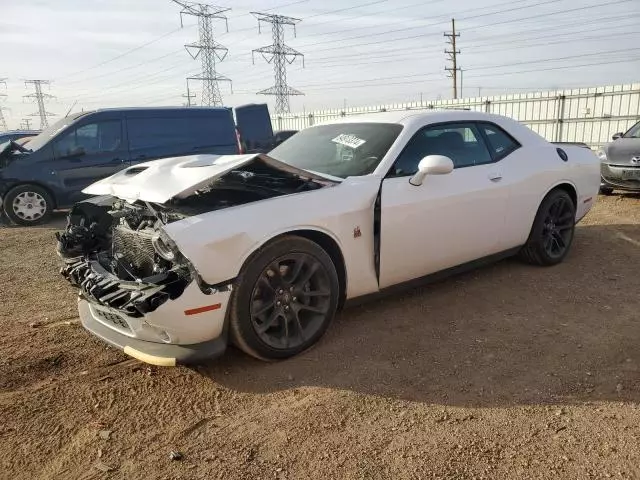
top-left (127, 114), bottom-right (236, 151)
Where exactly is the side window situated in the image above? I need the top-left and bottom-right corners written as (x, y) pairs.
top-left (128, 118), bottom-right (179, 151)
top-left (127, 115), bottom-right (236, 151)
top-left (479, 123), bottom-right (520, 160)
top-left (392, 123), bottom-right (493, 175)
top-left (54, 121), bottom-right (122, 157)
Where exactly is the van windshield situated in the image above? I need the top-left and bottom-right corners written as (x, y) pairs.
top-left (268, 122), bottom-right (403, 178)
top-left (25, 113), bottom-right (86, 151)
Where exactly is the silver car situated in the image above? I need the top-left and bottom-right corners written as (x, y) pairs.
top-left (598, 120), bottom-right (640, 194)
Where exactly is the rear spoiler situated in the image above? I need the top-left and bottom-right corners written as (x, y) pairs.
top-left (552, 142), bottom-right (590, 149)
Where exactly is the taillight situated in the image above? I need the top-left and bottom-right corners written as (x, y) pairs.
top-left (235, 129), bottom-right (244, 154)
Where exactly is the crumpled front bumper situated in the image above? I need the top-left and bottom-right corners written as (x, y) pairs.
top-left (79, 300), bottom-right (227, 366)
top-left (63, 256), bottom-right (233, 365)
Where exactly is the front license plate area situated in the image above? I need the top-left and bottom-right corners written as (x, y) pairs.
top-left (621, 169), bottom-right (640, 180)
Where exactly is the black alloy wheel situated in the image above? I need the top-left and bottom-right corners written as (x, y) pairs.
top-left (250, 253), bottom-right (332, 350)
top-left (541, 195), bottom-right (575, 260)
top-left (229, 235), bottom-right (339, 360)
top-left (519, 189), bottom-right (576, 266)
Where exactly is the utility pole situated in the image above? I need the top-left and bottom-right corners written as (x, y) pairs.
top-left (0, 78), bottom-right (8, 131)
top-left (460, 68), bottom-right (463, 99)
top-left (21, 118), bottom-right (33, 130)
top-left (24, 79), bottom-right (55, 128)
top-left (173, 1), bottom-right (231, 106)
top-left (444, 18), bottom-right (461, 99)
top-left (183, 79), bottom-right (196, 106)
top-left (251, 12), bottom-right (304, 115)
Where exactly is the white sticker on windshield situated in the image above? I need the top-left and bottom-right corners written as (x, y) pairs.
top-left (332, 133), bottom-right (366, 149)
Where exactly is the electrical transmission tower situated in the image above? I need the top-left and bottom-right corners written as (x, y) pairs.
top-left (183, 80), bottom-right (196, 106)
top-left (0, 78), bottom-right (8, 131)
top-left (444, 18), bottom-right (461, 99)
top-left (21, 118), bottom-right (33, 130)
top-left (173, 1), bottom-right (232, 106)
top-left (24, 79), bottom-right (55, 128)
top-left (251, 12), bottom-right (304, 115)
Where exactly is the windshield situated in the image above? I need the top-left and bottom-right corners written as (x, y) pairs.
top-left (25, 113), bottom-right (86, 151)
top-left (268, 122), bottom-right (403, 178)
top-left (623, 121), bottom-right (640, 139)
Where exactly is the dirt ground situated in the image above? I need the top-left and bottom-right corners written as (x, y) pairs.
top-left (1, 195), bottom-right (639, 480)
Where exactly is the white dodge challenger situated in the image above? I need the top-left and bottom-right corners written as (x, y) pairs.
top-left (56, 110), bottom-right (600, 366)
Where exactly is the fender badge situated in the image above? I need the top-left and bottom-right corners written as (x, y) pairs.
top-left (353, 226), bottom-right (362, 238)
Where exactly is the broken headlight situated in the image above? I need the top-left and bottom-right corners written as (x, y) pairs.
top-left (152, 230), bottom-right (179, 261)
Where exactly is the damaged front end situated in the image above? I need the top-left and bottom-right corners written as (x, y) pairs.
top-left (55, 154), bottom-right (333, 363)
top-left (57, 197), bottom-right (196, 317)
top-left (57, 155), bottom-right (331, 317)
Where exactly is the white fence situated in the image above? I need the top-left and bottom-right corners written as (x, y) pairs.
top-left (271, 83), bottom-right (640, 149)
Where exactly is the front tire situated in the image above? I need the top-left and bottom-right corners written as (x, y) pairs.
top-left (3, 184), bottom-right (54, 226)
top-left (229, 235), bottom-right (340, 361)
top-left (519, 189), bottom-right (576, 266)
top-left (599, 186), bottom-right (614, 195)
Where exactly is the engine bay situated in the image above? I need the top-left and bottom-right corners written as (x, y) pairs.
top-left (57, 164), bottom-right (327, 316)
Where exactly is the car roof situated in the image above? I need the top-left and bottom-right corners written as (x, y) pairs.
top-left (314, 109), bottom-right (547, 145)
top-left (318, 109), bottom-right (515, 126)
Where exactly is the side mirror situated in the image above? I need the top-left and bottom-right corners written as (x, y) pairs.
top-left (409, 155), bottom-right (454, 186)
top-left (612, 132), bottom-right (623, 140)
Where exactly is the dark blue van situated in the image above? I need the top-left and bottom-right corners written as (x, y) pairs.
top-left (0, 107), bottom-right (243, 225)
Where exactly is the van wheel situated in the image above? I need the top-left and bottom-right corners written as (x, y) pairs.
top-left (4, 184), bottom-right (54, 226)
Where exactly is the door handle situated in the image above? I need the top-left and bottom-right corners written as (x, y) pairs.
top-left (488, 172), bottom-right (502, 182)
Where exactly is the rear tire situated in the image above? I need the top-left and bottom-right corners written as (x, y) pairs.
top-left (3, 184), bottom-right (54, 226)
top-left (229, 235), bottom-right (340, 361)
top-left (519, 189), bottom-right (576, 266)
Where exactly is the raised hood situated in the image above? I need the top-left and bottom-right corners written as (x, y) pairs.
top-left (82, 153), bottom-right (335, 204)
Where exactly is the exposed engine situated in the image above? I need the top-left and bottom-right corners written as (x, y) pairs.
top-left (57, 163), bottom-right (327, 317)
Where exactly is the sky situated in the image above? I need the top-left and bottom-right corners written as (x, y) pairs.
top-left (0, 0), bottom-right (639, 129)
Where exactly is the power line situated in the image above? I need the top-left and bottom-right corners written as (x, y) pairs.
top-left (55, 57), bottom-right (195, 101)
top-left (300, 11), bottom-right (639, 64)
top-left (291, 58), bottom-right (639, 93)
top-left (23, 80), bottom-right (55, 129)
top-left (290, 0), bottom-right (566, 51)
top-left (300, 0), bottom-right (540, 41)
top-left (173, 1), bottom-right (232, 106)
top-left (56, 26), bottom-right (191, 82)
top-left (444, 18), bottom-right (461, 99)
top-left (251, 11), bottom-right (304, 114)
top-left (256, 48), bottom-right (638, 91)
top-left (58, 49), bottom-right (185, 86)
top-left (291, 0), bottom-right (632, 55)
top-left (299, 23), bottom-right (640, 71)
